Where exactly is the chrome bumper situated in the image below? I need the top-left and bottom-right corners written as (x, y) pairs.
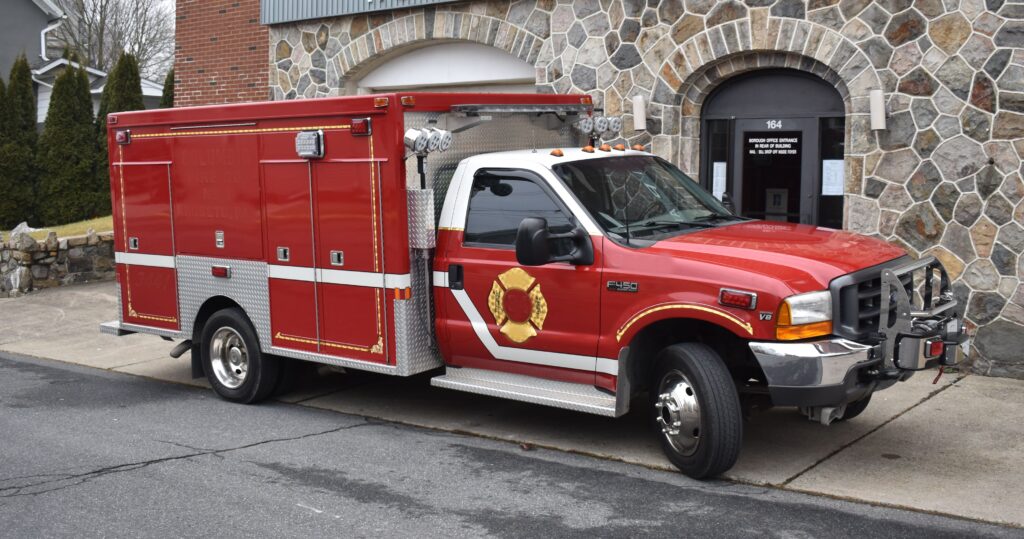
top-left (749, 338), bottom-right (877, 389)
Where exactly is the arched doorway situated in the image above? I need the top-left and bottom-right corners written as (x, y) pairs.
top-left (355, 42), bottom-right (537, 93)
top-left (700, 69), bottom-right (845, 228)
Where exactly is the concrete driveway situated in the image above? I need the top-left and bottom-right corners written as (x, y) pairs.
top-left (1, 281), bottom-right (1021, 528)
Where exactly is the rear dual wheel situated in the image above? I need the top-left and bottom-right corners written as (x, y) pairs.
top-left (202, 308), bottom-right (280, 403)
top-left (651, 343), bottom-right (743, 479)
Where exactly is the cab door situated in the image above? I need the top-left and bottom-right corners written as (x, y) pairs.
top-left (438, 168), bottom-right (602, 385)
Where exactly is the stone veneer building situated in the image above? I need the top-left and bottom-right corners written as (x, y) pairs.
top-left (175, 0), bottom-right (1024, 377)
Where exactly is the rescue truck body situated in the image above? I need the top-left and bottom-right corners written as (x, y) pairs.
top-left (101, 93), bottom-right (965, 478)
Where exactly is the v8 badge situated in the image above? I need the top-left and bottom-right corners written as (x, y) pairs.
top-left (759, 312), bottom-right (773, 321)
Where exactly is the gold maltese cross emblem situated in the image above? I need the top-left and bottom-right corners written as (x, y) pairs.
top-left (487, 267), bottom-right (548, 344)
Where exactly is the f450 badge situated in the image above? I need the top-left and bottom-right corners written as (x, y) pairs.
top-left (607, 281), bottom-right (639, 293)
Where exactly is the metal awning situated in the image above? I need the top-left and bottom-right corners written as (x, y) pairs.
top-left (261, 0), bottom-right (456, 25)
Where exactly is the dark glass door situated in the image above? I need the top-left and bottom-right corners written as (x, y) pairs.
top-left (734, 118), bottom-right (817, 224)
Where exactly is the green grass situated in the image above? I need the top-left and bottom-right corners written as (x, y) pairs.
top-left (23, 215), bottom-right (114, 241)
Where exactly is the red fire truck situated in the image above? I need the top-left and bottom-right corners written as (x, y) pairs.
top-left (101, 92), bottom-right (965, 478)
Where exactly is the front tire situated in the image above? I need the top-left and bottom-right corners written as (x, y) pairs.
top-left (201, 308), bottom-right (279, 403)
top-left (836, 393), bottom-right (872, 421)
top-left (651, 343), bottom-right (743, 479)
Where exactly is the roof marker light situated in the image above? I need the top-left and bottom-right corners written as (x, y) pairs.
top-left (613, 144), bottom-right (626, 151)
top-left (599, 144), bottom-right (612, 152)
top-left (632, 144), bottom-right (645, 151)
top-left (582, 145), bottom-right (595, 153)
top-left (400, 96), bottom-right (415, 107)
top-left (550, 149), bottom-right (564, 157)
top-left (373, 97), bottom-right (390, 108)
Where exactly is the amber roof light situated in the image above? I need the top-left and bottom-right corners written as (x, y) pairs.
top-left (582, 145), bottom-right (595, 153)
top-left (550, 149), bottom-right (564, 157)
top-left (632, 144), bottom-right (645, 151)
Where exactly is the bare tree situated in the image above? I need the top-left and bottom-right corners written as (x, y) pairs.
top-left (53, 0), bottom-right (174, 80)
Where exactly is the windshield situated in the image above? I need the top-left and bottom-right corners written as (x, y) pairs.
top-left (551, 156), bottom-right (738, 242)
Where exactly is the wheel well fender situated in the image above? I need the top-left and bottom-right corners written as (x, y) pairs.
top-left (624, 317), bottom-right (764, 393)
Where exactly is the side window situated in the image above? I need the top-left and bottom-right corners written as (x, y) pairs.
top-left (464, 170), bottom-right (575, 248)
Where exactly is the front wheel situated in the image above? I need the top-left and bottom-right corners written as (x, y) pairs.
top-left (651, 343), bottom-right (743, 479)
top-left (201, 308), bottom-right (279, 403)
top-left (836, 393), bottom-right (872, 421)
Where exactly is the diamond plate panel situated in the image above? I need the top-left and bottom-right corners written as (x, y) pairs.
top-left (393, 250), bottom-right (443, 375)
top-left (407, 189), bottom-right (435, 249)
top-left (176, 256), bottom-right (272, 350)
top-left (403, 112), bottom-right (585, 222)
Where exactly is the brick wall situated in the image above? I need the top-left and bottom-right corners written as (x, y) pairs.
top-left (174, 0), bottom-right (268, 107)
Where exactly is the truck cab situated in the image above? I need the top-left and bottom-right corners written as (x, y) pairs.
top-left (100, 93), bottom-right (965, 479)
top-left (430, 145), bottom-right (965, 477)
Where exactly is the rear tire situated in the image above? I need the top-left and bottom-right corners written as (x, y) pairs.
top-left (201, 308), bottom-right (279, 403)
top-left (650, 343), bottom-right (743, 479)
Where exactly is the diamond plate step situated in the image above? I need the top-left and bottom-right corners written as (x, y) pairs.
top-left (430, 367), bottom-right (618, 417)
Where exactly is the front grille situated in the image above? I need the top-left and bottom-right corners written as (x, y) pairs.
top-left (831, 257), bottom-right (913, 342)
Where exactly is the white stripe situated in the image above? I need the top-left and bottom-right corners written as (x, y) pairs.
top-left (268, 265), bottom-right (315, 281)
top-left (432, 270), bottom-right (449, 288)
top-left (317, 268), bottom-right (385, 288)
top-left (267, 265), bottom-right (410, 289)
top-left (384, 273), bottom-right (411, 289)
top-left (451, 288), bottom-right (616, 375)
top-left (115, 252), bottom-right (175, 269)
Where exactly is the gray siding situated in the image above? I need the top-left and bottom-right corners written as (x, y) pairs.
top-left (261, 0), bottom-right (455, 25)
top-left (0, 0), bottom-right (50, 76)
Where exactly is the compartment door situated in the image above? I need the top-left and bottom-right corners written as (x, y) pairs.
top-left (312, 158), bottom-right (388, 363)
top-left (112, 162), bottom-right (179, 330)
top-left (263, 161), bottom-right (319, 353)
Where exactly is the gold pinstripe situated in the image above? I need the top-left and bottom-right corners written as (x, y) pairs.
top-left (616, 303), bottom-right (754, 342)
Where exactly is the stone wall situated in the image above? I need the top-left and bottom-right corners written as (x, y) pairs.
top-left (265, 0), bottom-right (1024, 377)
top-left (0, 230), bottom-right (115, 298)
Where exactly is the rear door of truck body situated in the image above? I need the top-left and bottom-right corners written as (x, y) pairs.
top-left (110, 134), bottom-right (179, 331)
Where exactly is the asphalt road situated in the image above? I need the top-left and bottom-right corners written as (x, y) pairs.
top-left (0, 352), bottom-right (1017, 538)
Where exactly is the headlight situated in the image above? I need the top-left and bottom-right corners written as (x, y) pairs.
top-left (776, 290), bottom-right (832, 340)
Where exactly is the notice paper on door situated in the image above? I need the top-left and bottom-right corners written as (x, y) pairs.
top-left (821, 159), bottom-right (844, 196)
top-left (712, 161), bottom-right (726, 201)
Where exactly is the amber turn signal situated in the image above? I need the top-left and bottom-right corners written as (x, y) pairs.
top-left (582, 145), bottom-right (595, 153)
top-left (776, 321), bottom-right (833, 341)
top-left (632, 144), bottom-right (645, 151)
top-left (599, 144), bottom-right (612, 152)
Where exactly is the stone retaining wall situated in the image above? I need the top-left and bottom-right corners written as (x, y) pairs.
top-left (0, 230), bottom-right (115, 298)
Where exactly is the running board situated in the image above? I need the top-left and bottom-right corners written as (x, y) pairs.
top-left (430, 367), bottom-right (626, 417)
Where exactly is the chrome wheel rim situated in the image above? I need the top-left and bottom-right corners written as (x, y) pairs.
top-left (210, 327), bottom-right (248, 389)
top-left (654, 369), bottom-right (702, 457)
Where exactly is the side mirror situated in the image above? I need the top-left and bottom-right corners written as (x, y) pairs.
top-left (515, 217), bottom-right (594, 266)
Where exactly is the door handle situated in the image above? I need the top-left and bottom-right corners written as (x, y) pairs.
top-left (448, 264), bottom-right (464, 290)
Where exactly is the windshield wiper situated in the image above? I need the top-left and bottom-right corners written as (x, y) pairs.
top-left (640, 220), bottom-right (712, 230)
top-left (691, 213), bottom-right (746, 223)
